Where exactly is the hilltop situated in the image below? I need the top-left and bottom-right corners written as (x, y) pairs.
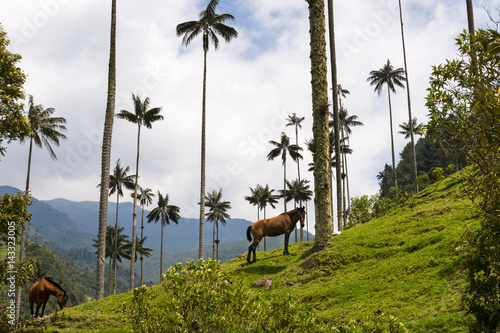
top-left (16, 172), bottom-right (477, 332)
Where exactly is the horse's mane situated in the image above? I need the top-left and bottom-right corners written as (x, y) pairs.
top-left (44, 277), bottom-right (66, 294)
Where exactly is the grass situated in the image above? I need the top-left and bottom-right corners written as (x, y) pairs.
top-left (17, 172), bottom-right (478, 332)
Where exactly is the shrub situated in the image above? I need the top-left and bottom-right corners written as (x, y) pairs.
top-left (130, 259), bottom-right (339, 332)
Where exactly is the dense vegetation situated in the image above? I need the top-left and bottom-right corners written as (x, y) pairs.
top-left (11, 172), bottom-right (478, 332)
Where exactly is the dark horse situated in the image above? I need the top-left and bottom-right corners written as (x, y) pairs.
top-left (247, 207), bottom-right (306, 263)
top-left (29, 277), bottom-right (68, 317)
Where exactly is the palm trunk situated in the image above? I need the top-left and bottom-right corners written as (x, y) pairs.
top-left (283, 158), bottom-right (287, 212)
top-left (160, 217), bottom-right (164, 279)
top-left (387, 84), bottom-right (398, 190)
top-left (140, 205), bottom-right (144, 286)
top-left (398, 0), bottom-right (418, 194)
top-left (97, 0), bottom-right (117, 300)
top-left (310, 0), bottom-right (334, 251)
top-left (263, 207), bottom-right (267, 251)
top-left (112, 193), bottom-right (119, 294)
top-left (199, 48), bottom-right (207, 260)
top-left (465, 0), bottom-right (474, 34)
top-left (295, 125), bottom-right (301, 242)
top-left (212, 219), bottom-right (215, 258)
top-left (327, 0), bottom-right (343, 232)
top-left (16, 137), bottom-right (33, 319)
top-left (129, 125), bottom-right (141, 290)
top-left (216, 220), bottom-right (219, 260)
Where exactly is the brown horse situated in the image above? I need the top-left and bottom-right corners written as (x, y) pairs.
top-left (247, 207), bottom-right (306, 263)
top-left (29, 277), bottom-right (68, 317)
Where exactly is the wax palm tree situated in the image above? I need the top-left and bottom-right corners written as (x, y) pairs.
top-left (367, 59), bottom-right (406, 190)
top-left (93, 226), bottom-right (131, 295)
top-left (337, 106), bottom-right (363, 220)
top-left (97, 0), bottom-right (117, 300)
top-left (116, 93), bottom-right (163, 290)
top-left (397, 0), bottom-right (419, 194)
top-left (18, 95), bottom-right (66, 316)
top-left (205, 189), bottom-right (231, 260)
top-left (176, 0), bottom-right (238, 261)
top-left (245, 184), bottom-right (265, 221)
top-left (126, 236), bottom-right (153, 276)
top-left (98, 159), bottom-right (134, 294)
top-left (134, 187), bottom-right (155, 286)
top-left (399, 118), bottom-right (424, 139)
top-left (281, 179), bottom-right (313, 242)
top-left (326, 0), bottom-right (342, 234)
top-left (147, 191), bottom-right (180, 279)
top-left (308, 0), bottom-right (334, 249)
top-left (259, 185), bottom-right (279, 251)
top-left (267, 132), bottom-right (303, 212)
top-left (286, 113), bottom-right (305, 182)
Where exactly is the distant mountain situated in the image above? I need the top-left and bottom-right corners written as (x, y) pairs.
top-left (0, 186), bottom-right (95, 249)
top-left (1, 186), bottom-right (314, 254)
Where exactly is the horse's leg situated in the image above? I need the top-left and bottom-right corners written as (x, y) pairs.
top-left (283, 233), bottom-right (290, 255)
top-left (30, 300), bottom-right (34, 317)
top-left (247, 244), bottom-right (253, 263)
top-left (35, 303), bottom-right (41, 317)
top-left (252, 243), bottom-right (257, 263)
top-left (41, 302), bottom-right (47, 317)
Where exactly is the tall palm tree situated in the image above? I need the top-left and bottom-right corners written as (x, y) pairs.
top-left (307, 0), bottom-right (334, 249)
top-left (97, 0), bottom-right (117, 300)
top-left (281, 179), bottom-right (313, 242)
top-left (267, 132), bottom-right (303, 212)
top-left (134, 187), bottom-right (155, 286)
top-left (147, 191), bottom-right (180, 279)
top-left (93, 226), bottom-right (132, 296)
top-left (398, 118), bottom-right (424, 139)
top-left (126, 236), bottom-right (153, 279)
top-left (259, 185), bottom-right (279, 251)
top-left (367, 59), bottom-right (406, 190)
top-left (465, 0), bottom-right (475, 34)
top-left (18, 95), bottom-right (66, 317)
top-left (99, 159), bottom-right (134, 294)
top-left (205, 189), bottom-right (231, 260)
top-left (326, 0), bottom-right (342, 234)
top-left (397, 0), bottom-right (418, 194)
top-left (337, 106), bottom-right (363, 219)
top-left (176, 0), bottom-right (238, 260)
top-left (116, 93), bottom-right (163, 290)
top-left (245, 184), bottom-right (265, 221)
top-left (286, 113), bottom-right (305, 183)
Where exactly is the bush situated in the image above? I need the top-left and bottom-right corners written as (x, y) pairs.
top-left (347, 195), bottom-right (378, 228)
top-left (130, 259), bottom-right (338, 333)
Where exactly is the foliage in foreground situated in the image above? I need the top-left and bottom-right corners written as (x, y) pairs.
top-left (427, 28), bottom-right (500, 332)
top-left (130, 259), bottom-right (407, 333)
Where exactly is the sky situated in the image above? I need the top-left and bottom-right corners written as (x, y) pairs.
top-left (0, 0), bottom-right (494, 234)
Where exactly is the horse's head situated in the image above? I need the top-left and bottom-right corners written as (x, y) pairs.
top-left (57, 291), bottom-right (68, 310)
top-left (297, 206), bottom-right (306, 228)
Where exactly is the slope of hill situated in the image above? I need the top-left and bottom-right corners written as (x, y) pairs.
top-left (14, 172), bottom-right (477, 332)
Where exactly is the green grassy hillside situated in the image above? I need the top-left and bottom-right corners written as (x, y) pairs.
top-left (17, 172), bottom-right (477, 332)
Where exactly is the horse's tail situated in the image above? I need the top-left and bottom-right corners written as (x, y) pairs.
top-left (246, 225), bottom-right (252, 242)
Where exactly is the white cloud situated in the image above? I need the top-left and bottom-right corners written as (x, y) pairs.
top-left (0, 0), bottom-right (494, 236)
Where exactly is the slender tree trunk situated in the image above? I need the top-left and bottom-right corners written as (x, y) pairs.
top-left (283, 159), bottom-right (287, 212)
top-left (160, 217), bottom-right (164, 279)
top-left (309, 0), bottom-right (333, 251)
top-left (398, 0), bottom-right (418, 194)
top-left (327, 0), bottom-right (343, 232)
top-left (216, 220), bottom-right (219, 260)
top-left (263, 207), bottom-right (267, 251)
top-left (295, 125), bottom-right (303, 242)
top-left (387, 84), bottom-right (398, 189)
top-left (97, 0), bottom-right (117, 300)
top-left (129, 125), bottom-right (141, 290)
top-left (140, 205), bottom-right (144, 286)
top-left (112, 193), bottom-right (119, 294)
top-left (16, 137), bottom-right (33, 319)
top-left (199, 48), bottom-right (207, 260)
top-left (466, 0), bottom-right (475, 34)
top-left (212, 219), bottom-right (215, 258)
top-left (108, 256), bottom-right (112, 296)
